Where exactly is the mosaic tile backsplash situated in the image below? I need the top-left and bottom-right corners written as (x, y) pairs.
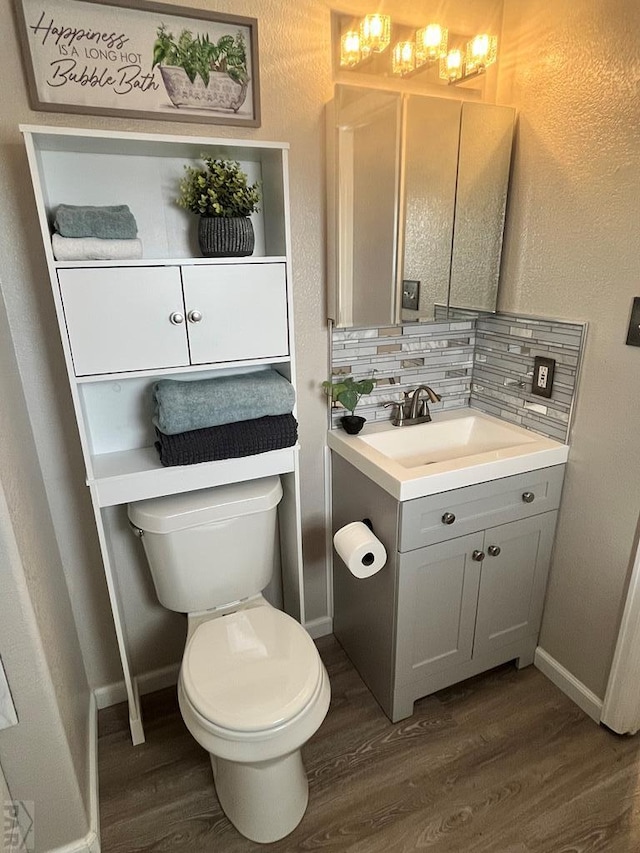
top-left (329, 313), bottom-right (586, 442)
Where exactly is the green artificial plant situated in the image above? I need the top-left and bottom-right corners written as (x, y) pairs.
top-left (177, 158), bottom-right (261, 218)
top-left (322, 376), bottom-right (376, 416)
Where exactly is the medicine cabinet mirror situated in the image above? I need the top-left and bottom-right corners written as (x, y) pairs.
top-left (326, 85), bottom-right (515, 328)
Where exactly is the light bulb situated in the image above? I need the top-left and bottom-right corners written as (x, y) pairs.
top-left (440, 48), bottom-right (462, 82)
top-left (340, 30), bottom-right (362, 67)
top-left (392, 40), bottom-right (416, 76)
top-left (465, 34), bottom-right (497, 74)
top-left (415, 24), bottom-right (448, 66)
top-left (359, 14), bottom-right (391, 56)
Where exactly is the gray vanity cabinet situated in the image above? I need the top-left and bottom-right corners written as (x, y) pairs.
top-left (332, 454), bottom-right (565, 723)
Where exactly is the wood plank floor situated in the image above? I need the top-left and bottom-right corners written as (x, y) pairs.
top-left (98, 636), bottom-right (640, 852)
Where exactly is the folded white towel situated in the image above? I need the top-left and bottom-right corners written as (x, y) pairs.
top-left (52, 233), bottom-right (143, 261)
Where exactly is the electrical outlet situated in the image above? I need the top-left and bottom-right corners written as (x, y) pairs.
top-left (532, 356), bottom-right (555, 399)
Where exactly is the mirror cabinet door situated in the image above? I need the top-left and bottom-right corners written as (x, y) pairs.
top-left (449, 102), bottom-right (515, 313)
top-left (400, 97), bottom-right (461, 323)
top-left (331, 87), bottom-right (401, 328)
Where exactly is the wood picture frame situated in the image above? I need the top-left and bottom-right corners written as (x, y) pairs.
top-left (14, 0), bottom-right (261, 127)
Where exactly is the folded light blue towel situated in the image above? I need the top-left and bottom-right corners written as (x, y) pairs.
top-left (153, 370), bottom-right (296, 435)
top-left (53, 204), bottom-right (138, 239)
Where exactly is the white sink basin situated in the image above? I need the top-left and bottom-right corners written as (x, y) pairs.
top-left (359, 414), bottom-right (538, 468)
top-left (327, 408), bottom-right (569, 501)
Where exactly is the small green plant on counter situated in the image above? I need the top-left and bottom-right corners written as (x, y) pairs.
top-left (177, 158), bottom-right (261, 217)
top-left (153, 25), bottom-right (249, 85)
top-left (322, 376), bottom-right (376, 416)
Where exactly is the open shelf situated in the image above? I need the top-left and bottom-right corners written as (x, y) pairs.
top-left (23, 125), bottom-right (289, 262)
top-left (90, 445), bottom-right (299, 507)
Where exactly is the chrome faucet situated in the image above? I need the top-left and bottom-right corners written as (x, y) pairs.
top-left (382, 385), bottom-right (441, 426)
top-left (408, 385), bottom-right (441, 421)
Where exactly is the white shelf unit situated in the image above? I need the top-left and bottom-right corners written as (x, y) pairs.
top-left (21, 125), bottom-right (305, 745)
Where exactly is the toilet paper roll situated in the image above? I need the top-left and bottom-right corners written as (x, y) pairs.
top-left (333, 521), bottom-right (387, 579)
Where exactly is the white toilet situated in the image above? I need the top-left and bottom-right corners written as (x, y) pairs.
top-left (128, 476), bottom-right (331, 844)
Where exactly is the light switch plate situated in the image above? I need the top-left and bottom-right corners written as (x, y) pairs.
top-left (626, 297), bottom-right (640, 347)
top-left (402, 280), bottom-right (420, 311)
top-left (532, 356), bottom-right (555, 399)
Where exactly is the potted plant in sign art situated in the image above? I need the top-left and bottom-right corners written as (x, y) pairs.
top-left (152, 25), bottom-right (250, 112)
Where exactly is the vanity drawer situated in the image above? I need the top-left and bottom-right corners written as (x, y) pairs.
top-left (399, 465), bottom-right (565, 552)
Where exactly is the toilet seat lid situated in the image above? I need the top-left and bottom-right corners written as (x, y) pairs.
top-left (181, 607), bottom-right (322, 732)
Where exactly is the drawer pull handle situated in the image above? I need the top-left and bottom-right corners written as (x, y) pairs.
top-left (522, 491), bottom-right (535, 503)
top-left (442, 512), bottom-right (456, 525)
top-left (169, 311), bottom-right (184, 325)
top-left (188, 309), bottom-right (203, 323)
top-left (472, 550), bottom-right (485, 562)
top-left (488, 545), bottom-right (501, 557)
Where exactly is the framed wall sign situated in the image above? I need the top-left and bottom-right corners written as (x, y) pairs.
top-left (14, 0), bottom-right (261, 126)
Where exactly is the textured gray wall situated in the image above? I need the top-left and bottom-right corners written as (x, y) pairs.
top-left (498, 0), bottom-right (640, 697)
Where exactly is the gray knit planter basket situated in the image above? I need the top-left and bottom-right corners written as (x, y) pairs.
top-left (198, 216), bottom-right (255, 258)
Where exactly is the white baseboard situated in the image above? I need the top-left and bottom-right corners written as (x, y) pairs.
top-left (93, 663), bottom-right (180, 711)
top-left (46, 694), bottom-right (101, 853)
top-left (304, 616), bottom-right (333, 640)
top-left (535, 646), bottom-right (603, 723)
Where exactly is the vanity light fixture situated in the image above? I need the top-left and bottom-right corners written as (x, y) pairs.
top-left (415, 24), bottom-right (448, 67)
top-left (391, 40), bottom-right (416, 76)
top-left (340, 29), bottom-right (362, 67)
top-left (337, 12), bottom-right (496, 84)
top-left (359, 13), bottom-right (391, 57)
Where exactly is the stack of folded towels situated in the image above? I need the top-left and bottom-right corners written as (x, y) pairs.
top-left (51, 204), bottom-right (143, 261)
top-left (152, 369), bottom-right (298, 467)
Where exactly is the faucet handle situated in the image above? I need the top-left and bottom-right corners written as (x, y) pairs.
top-left (382, 400), bottom-right (405, 426)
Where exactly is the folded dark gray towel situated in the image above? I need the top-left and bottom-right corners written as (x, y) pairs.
top-left (153, 370), bottom-right (296, 435)
top-left (53, 204), bottom-right (138, 239)
top-left (154, 413), bottom-right (298, 467)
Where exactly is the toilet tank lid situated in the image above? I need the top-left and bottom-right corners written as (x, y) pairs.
top-left (128, 476), bottom-right (282, 534)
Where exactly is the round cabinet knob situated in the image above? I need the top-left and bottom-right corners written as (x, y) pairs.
top-left (188, 309), bottom-right (203, 324)
top-left (472, 550), bottom-right (485, 562)
top-left (488, 545), bottom-right (501, 557)
top-left (522, 491), bottom-right (535, 503)
top-left (169, 311), bottom-right (184, 325)
top-left (442, 512), bottom-right (456, 525)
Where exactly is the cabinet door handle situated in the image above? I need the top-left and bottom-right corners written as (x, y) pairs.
top-left (488, 545), bottom-right (501, 557)
top-left (169, 311), bottom-right (184, 325)
top-left (442, 512), bottom-right (456, 525)
top-left (472, 550), bottom-right (485, 562)
top-left (522, 491), bottom-right (535, 503)
top-left (188, 309), bottom-right (203, 324)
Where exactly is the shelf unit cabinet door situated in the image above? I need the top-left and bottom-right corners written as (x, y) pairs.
top-left (473, 512), bottom-right (557, 659)
top-left (396, 532), bottom-right (483, 686)
top-left (58, 267), bottom-right (188, 376)
top-left (181, 264), bottom-right (289, 364)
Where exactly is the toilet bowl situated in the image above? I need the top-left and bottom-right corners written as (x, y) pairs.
top-left (128, 477), bottom-right (330, 843)
top-left (178, 601), bottom-right (330, 842)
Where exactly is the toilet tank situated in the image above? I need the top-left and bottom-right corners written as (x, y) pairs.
top-left (128, 477), bottom-right (283, 613)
